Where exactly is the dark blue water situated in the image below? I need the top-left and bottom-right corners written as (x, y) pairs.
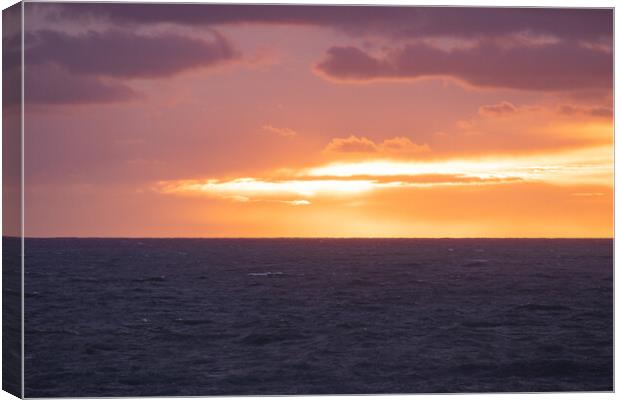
top-left (24, 239), bottom-right (613, 396)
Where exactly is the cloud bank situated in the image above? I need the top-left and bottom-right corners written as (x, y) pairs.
top-left (315, 40), bottom-right (612, 91)
top-left (20, 29), bottom-right (238, 105)
top-left (46, 4), bottom-right (612, 42)
top-left (22, 5), bottom-right (613, 105)
top-left (27, 29), bottom-right (237, 79)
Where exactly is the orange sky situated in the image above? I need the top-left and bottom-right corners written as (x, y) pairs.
top-left (17, 4), bottom-right (613, 237)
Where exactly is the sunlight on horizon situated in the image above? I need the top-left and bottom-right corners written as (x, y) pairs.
top-left (157, 144), bottom-right (612, 207)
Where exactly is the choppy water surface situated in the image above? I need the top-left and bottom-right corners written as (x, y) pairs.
top-left (24, 239), bottom-right (612, 396)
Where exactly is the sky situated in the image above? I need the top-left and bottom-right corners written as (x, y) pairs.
top-left (10, 3), bottom-right (613, 237)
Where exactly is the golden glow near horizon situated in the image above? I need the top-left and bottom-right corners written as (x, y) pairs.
top-left (159, 178), bottom-right (377, 204)
top-left (158, 145), bottom-right (612, 206)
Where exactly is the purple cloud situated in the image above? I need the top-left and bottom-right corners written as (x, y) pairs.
top-left (43, 4), bottom-right (612, 42)
top-left (25, 64), bottom-right (138, 105)
top-left (26, 29), bottom-right (237, 79)
top-left (16, 29), bottom-right (238, 105)
top-left (315, 40), bottom-right (612, 91)
top-left (478, 101), bottom-right (518, 117)
top-left (20, 5), bottom-right (613, 104)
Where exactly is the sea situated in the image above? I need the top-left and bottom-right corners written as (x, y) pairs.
top-left (19, 238), bottom-right (613, 396)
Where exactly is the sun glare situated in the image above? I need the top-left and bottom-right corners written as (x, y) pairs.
top-left (159, 178), bottom-right (377, 199)
top-left (158, 144), bottom-right (612, 206)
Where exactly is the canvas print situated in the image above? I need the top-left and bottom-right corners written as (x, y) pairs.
top-left (2, 2), bottom-right (614, 397)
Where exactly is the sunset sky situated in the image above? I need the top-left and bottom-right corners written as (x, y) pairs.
top-left (13, 3), bottom-right (613, 237)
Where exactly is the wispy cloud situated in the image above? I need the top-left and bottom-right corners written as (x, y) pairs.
top-left (557, 104), bottom-right (613, 118)
top-left (262, 124), bottom-right (298, 137)
top-left (478, 101), bottom-right (519, 117)
top-left (324, 135), bottom-right (430, 156)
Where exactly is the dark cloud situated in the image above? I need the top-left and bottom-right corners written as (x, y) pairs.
top-left (2, 11), bottom-right (25, 107)
top-left (25, 64), bottom-right (138, 105)
top-left (26, 29), bottom-right (237, 79)
top-left (20, 5), bottom-right (613, 104)
top-left (315, 40), bottom-right (612, 91)
top-left (17, 29), bottom-right (237, 105)
top-left (478, 101), bottom-right (518, 116)
top-left (42, 4), bottom-right (612, 42)
top-left (3, 32), bottom-right (22, 108)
